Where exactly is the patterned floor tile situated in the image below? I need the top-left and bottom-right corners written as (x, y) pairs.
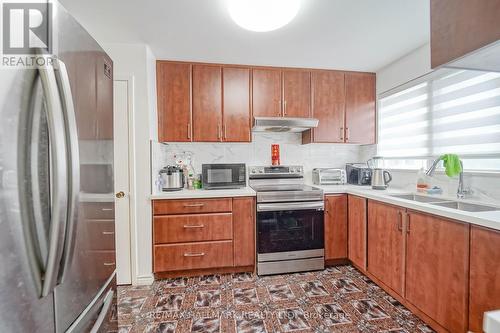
top-left (267, 284), bottom-right (295, 302)
top-left (352, 299), bottom-right (390, 321)
top-left (117, 265), bottom-right (436, 333)
top-left (277, 308), bottom-right (310, 332)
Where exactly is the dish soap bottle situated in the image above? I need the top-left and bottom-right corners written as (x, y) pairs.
top-left (416, 168), bottom-right (429, 193)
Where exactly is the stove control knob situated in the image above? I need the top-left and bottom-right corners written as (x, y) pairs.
top-left (259, 169), bottom-right (264, 173)
top-left (251, 168), bottom-right (256, 174)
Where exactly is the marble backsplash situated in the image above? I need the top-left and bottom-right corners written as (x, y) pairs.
top-left (151, 133), bottom-right (377, 194)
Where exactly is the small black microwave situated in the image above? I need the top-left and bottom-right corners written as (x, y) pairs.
top-left (202, 163), bottom-right (246, 189)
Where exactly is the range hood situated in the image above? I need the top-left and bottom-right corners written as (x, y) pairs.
top-left (252, 117), bottom-right (319, 133)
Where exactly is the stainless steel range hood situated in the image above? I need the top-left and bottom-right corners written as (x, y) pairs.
top-left (252, 117), bottom-right (319, 133)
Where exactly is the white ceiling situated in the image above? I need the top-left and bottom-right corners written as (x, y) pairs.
top-left (59, 0), bottom-right (430, 72)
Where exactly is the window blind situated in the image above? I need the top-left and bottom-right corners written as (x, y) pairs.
top-left (378, 69), bottom-right (500, 159)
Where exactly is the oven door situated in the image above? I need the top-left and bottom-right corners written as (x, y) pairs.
top-left (257, 201), bottom-right (324, 255)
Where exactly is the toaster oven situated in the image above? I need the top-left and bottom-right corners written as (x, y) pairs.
top-left (312, 168), bottom-right (346, 185)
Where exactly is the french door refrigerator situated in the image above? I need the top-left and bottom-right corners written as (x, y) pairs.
top-left (0, 1), bottom-right (117, 332)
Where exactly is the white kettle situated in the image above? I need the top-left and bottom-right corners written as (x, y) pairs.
top-left (371, 168), bottom-right (392, 190)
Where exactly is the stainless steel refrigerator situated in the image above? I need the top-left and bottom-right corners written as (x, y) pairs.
top-left (0, 1), bottom-right (117, 332)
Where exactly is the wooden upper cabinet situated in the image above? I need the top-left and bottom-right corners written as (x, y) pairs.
top-left (75, 52), bottom-right (97, 140)
top-left (96, 55), bottom-right (113, 140)
top-left (367, 201), bottom-right (405, 296)
top-left (345, 73), bottom-right (376, 144)
top-left (232, 197), bottom-right (255, 267)
top-left (282, 69), bottom-right (311, 118)
top-left (405, 212), bottom-right (469, 333)
top-left (222, 67), bottom-right (251, 142)
top-left (324, 195), bottom-right (347, 260)
top-left (252, 68), bottom-right (282, 117)
top-left (308, 71), bottom-right (345, 143)
top-left (192, 64), bottom-right (222, 142)
top-left (157, 62), bottom-right (192, 142)
top-left (348, 195), bottom-right (367, 272)
top-left (431, 0), bottom-right (500, 68)
top-left (469, 226), bottom-right (500, 333)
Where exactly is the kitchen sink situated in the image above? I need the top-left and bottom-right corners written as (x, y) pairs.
top-left (430, 201), bottom-right (500, 212)
top-left (389, 194), bottom-right (449, 203)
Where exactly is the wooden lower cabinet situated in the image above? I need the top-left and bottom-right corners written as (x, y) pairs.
top-left (405, 211), bottom-right (469, 333)
top-left (367, 201), bottom-right (405, 296)
top-left (152, 197), bottom-right (255, 276)
top-left (348, 195), bottom-right (367, 271)
top-left (469, 225), bottom-right (500, 333)
top-left (154, 213), bottom-right (233, 244)
top-left (154, 241), bottom-right (233, 272)
top-left (324, 195), bottom-right (347, 260)
top-left (232, 197), bottom-right (255, 267)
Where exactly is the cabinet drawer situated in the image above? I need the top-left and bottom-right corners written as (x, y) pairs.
top-left (88, 219), bottom-right (116, 250)
top-left (154, 241), bottom-right (233, 272)
top-left (153, 198), bottom-right (232, 215)
top-left (154, 213), bottom-right (232, 244)
top-left (82, 202), bottom-right (115, 219)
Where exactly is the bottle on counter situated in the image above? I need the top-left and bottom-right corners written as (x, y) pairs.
top-left (416, 168), bottom-right (429, 193)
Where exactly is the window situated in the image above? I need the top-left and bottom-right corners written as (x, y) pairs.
top-left (378, 68), bottom-right (500, 171)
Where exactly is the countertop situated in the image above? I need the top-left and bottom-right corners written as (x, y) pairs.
top-left (150, 187), bottom-right (256, 200)
top-left (150, 184), bottom-right (500, 231)
top-left (314, 184), bottom-right (500, 231)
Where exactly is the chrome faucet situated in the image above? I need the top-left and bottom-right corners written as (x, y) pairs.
top-left (426, 158), bottom-right (472, 199)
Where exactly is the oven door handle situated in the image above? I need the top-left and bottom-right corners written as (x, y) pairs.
top-left (257, 201), bottom-right (324, 212)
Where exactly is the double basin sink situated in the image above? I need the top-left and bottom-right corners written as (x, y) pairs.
top-left (389, 194), bottom-right (500, 212)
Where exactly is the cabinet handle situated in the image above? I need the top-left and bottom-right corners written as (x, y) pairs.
top-left (183, 224), bottom-right (205, 229)
top-left (397, 211), bottom-right (403, 232)
top-left (103, 262), bottom-right (115, 266)
top-left (184, 252), bottom-right (205, 257)
top-left (101, 208), bottom-right (113, 211)
top-left (284, 100), bottom-right (287, 116)
top-left (102, 231), bottom-right (115, 235)
top-left (183, 203), bottom-right (205, 207)
top-left (217, 123), bottom-right (221, 140)
top-left (340, 127), bottom-right (344, 141)
top-left (345, 127), bottom-right (350, 142)
top-left (406, 215), bottom-right (411, 234)
top-left (223, 124), bottom-right (227, 140)
top-left (187, 123), bottom-right (191, 139)
top-left (278, 100), bottom-right (282, 116)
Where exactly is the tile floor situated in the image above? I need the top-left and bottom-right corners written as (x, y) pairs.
top-left (117, 265), bottom-right (435, 333)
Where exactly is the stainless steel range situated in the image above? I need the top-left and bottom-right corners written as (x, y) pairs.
top-left (249, 165), bottom-right (325, 275)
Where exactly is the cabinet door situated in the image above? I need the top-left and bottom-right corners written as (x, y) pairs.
top-left (431, 0), bottom-right (500, 68)
top-left (233, 197), bottom-right (255, 267)
top-left (345, 73), bottom-right (376, 144)
top-left (310, 71), bottom-right (345, 143)
top-left (367, 201), bottom-right (405, 296)
top-left (74, 51), bottom-right (97, 140)
top-left (348, 195), bottom-right (367, 271)
top-left (469, 226), bottom-right (500, 333)
top-left (223, 67), bottom-right (251, 142)
top-left (252, 68), bottom-right (282, 117)
top-left (192, 64), bottom-right (222, 142)
top-left (96, 54), bottom-right (113, 139)
top-left (324, 195), bottom-right (347, 260)
top-left (282, 69), bottom-right (311, 118)
top-left (156, 62), bottom-right (192, 142)
top-left (406, 212), bottom-right (469, 333)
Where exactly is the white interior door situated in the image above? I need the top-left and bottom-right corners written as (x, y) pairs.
top-left (114, 79), bottom-right (132, 285)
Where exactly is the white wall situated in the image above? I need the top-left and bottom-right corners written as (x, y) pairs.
top-left (376, 43), bottom-right (431, 95)
top-left (102, 43), bottom-right (156, 285)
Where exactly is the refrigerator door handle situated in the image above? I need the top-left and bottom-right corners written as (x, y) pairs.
top-left (38, 55), bottom-right (69, 297)
top-left (89, 290), bottom-right (114, 333)
top-left (53, 58), bottom-right (80, 283)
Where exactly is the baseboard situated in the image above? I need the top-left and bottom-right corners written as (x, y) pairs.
top-left (134, 274), bottom-right (155, 286)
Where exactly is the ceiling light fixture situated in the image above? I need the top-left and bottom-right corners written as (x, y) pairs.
top-left (226, 0), bottom-right (301, 32)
